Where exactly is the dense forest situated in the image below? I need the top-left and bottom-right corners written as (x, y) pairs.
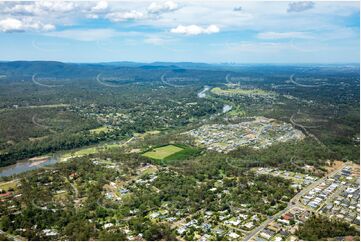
top-left (296, 215), bottom-right (360, 241)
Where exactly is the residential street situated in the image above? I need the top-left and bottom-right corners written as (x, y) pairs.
top-left (243, 162), bottom-right (347, 241)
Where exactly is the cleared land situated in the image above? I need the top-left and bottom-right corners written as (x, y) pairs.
top-left (89, 126), bottom-right (113, 134)
top-left (60, 147), bottom-right (99, 161)
top-left (211, 87), bottom-right (275, 96)
top-left (142, 145), bottom-right (184, 160)
top-left (187, 117), bottom-right (305, 153)
top-left (134, 130), bottom-right (161, 139)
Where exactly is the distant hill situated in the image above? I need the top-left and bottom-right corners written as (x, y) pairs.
top-left (0, 61), bottom-right (358, 81)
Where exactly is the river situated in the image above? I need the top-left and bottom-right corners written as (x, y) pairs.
top-left (0, 156), bottom-right (58, 177)
top-left (197, 85), bottom-right (233, 114)
top-left (197, 86), bottom-right (210, 98)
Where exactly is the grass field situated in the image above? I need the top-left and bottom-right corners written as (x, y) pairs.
top-left (142, 145), bottom-right (184, 160)
top-left (89, 126), bottom-right (113, 134)
top-left (60, 147), bottom-right (99, 161)
top-left (0, 180), bottom-right (19, 192)
top-left (59, 141), bottom-right (124, 161)
top-left (228, 106), bottom-right (246, 117)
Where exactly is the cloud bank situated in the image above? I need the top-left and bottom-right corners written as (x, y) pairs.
top-left (0, 17), bottom-right (55, 32)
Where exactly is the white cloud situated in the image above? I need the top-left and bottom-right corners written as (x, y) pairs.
top-left (0, 18), bottom-right (22, 32)
top-left (148, 1), bottom-right (179, 14)
top-left (91, 1), bottom-right (108, 12)
top-left (0, 17), bottom-right (55, 32)
top-left (3, 1), bottom-right (76, 15)
top-left (86, 1), bottom-right (109, 19)
top-left (257, 31), bottom-right (312, 39)
top-left (44, 28), bottom-right (118, 41)
top-left (287, 2), bottom-right (315, 13)
top-left (36, 1), bottom-right (76, 12)
top-left (0, 0), bottom-right (358, 43)
top-left (41, 23), bottom-right (55, 31)
top-left (106, 10), bottom-right (144, 22)
top-left (170, 24), bottom-right (219, 35)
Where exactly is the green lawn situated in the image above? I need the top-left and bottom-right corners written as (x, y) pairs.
top-left (142, 145), bottom-right (184, 160)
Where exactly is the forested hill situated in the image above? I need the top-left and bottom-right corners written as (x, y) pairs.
top-left (0, 61), bottom-right (178, 79)
top-left (1, 61), bottom-right (359, 78)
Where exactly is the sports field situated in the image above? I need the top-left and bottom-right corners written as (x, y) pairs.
top-left (142, 145), bottom-right (184, 160)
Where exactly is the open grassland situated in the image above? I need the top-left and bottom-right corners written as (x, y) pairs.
top-left (89, 126), bottom-right (113, 134)
top-left (142, 145), bottom-right (184, 160)
top-left (134, 130), bottom-right (161, 139)
top-left (60, 147), bottom-right (99, 161)
top-left (59, 141), bottom-right (126, 161)
top-left (0, 180), bottom-right (19, 191)
top-left (211, 87), bottom-right (274, 96)
top-left (227, 106), bottom-right (246, 117)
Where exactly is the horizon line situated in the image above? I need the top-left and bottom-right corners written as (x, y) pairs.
top-left (0, 60), bottom-right (360, 66)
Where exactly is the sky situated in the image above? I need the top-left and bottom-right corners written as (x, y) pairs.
top-left (0, 0), bottom-right (359, 63)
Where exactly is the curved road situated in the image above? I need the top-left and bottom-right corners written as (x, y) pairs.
top-left (290, 112), bottom-right (327, 149)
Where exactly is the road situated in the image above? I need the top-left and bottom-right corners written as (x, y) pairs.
top-left (290, 112), bottom-right (326, 149)
top-left (120, 136), bottom-right (134, 147)
top-left (63, 176), bottom-right (79, 199)
top-left (197, 86), bottom-right (210, 98)
top-left (243, 162), bottom-right (347, 241)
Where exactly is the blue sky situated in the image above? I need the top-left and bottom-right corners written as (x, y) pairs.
top-left (0, 0), bottom-right (359, 63)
